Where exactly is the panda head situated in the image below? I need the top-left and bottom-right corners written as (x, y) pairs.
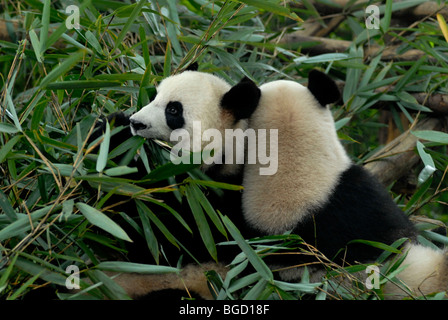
top-left (129, 71), bottom-right (261, 151)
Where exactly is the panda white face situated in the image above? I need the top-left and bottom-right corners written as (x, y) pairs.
top-left (130, 71), bottom-right (234, 147)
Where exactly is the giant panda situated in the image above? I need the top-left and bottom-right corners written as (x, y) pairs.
top-left (101, 68), bottom-right (447, 299)
top-left (238, 71), bottom-right (448, 298)
top-left (87, 66), bottom-right (261, 299)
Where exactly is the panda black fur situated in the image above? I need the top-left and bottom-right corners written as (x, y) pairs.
top-left (95, 69), bottom-right (448, 299)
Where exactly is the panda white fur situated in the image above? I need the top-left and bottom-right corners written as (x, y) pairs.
top-left (238, 71), bottom-right (448, 298)
top-left (109, 68), bottom-right (447, 299)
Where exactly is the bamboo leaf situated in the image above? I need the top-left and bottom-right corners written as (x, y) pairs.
top-left (87, 269), bottom-right (132, 300)
top-left (15, 257), bottom-right (67, 286)
top-left (0, 205), bottom-right (54, 242)
top-left (96, 121), bottom-right (110, 173)
top-left (184, 185), bottom-right (217, 261)
top-left (0, 123), bottom-right (20, 134)
top-left (40, 50), bottom-right (86, 88)
top-left (0, 189), bottom-right (17, 220)
top-left (348, 239), bottom-right (402, 253)
top-left (112, 0), bottom-right (147, 54)
top-left (135, 199), bottom-right (180, 249)
top-left (189, 182), bottom-right (227, 237)
top-left (0, 135), bottom-right (22, 163)
top-left (97, 261), bottom-right (179, 274)
top-left (46, 80), bottom-right (121, 90)
top-left (104, 166), bottom-right (138, 177)
top-left (76, 202), bottom-right (132, 242)
top-left (137, 205), bottom-right (160, 264)
top-left (231, 0), bottom-right (301, 22)
top-left (29, 29), bottom-right (42, 63)
top-left (437, 13), bottom-right (448, 43)
top-left (394, 58), bottom-right (424, 92)
top-left (380, 0), bottom-right (393, 32)
top-left (222, 215), bottom-right (273, 281)
top-left (163, 40), bottom-right (172, 77)
top-left (85, 30), bottom-right (104, 54)
top-left (0, 254), bottom-right (18, 294)
top-left (39, 0), bottom-right (50, 54)
top-left (412, 130), bottom-right (448, 144)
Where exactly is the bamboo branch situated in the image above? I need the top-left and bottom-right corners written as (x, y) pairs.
top-left (0, 19), bottom-right (19, 42)
top-left (364, 117), bottom-right (446, 186)
top-left (293, 1), bottom-right (448, 19)
top-left (278, 34), bottom-right (434, 62)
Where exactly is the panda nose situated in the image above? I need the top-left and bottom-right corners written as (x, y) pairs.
top-left (130, 118), bottom-right (148, 131)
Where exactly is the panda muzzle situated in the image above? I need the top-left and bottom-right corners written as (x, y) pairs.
top-left (130, 118), bottom-right (148, 131)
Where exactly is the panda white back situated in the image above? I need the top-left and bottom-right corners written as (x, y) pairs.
top-left (239, 71), bottom-right (448, 298)
top-left (243, 79), bottom-right (351, 234)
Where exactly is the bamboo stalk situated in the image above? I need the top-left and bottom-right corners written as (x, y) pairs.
top-left (278, 34), bottom-right (434, 62)
top-left (364, 117), bottom-right (446, 186)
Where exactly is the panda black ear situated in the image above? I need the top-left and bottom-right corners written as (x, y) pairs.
top-left (308, 70), bottom-right (340, 106)
top-left (185, 62), bottom-right (199, 71)
top-left (221, 77), bottom-right (261, 120)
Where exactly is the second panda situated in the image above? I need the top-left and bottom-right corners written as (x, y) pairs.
top-left (126, 68), bottom-right (448, 299)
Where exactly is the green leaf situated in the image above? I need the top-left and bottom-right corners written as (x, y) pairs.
top-left (163, 40), bottom-right (172, 77)
top-left (112, 0), bottom-right (147, 54)
top-left (416, 141), bottom-right (436, 185)
top-left (296, 53), bottom-right (349, 64)
top-left (189, 183), bottom-right (227, 237)
top-left (29, 29), bottom-right (42, 63)
top-left (97, 261), bottom-right (180, 274)
top-left (416, 141), bottom-right (435, 168)
top-left (85, 30), bottom-right (104, 54)
top-left (136, 204), bottom-right (160, 264)
top-left (40, 0), bottom-right (50, 54)
top-left (231, 0), bottom-right (301, 21)
top-left (76, 202), bottom-right (132, 242)
top-left (222, 215), bottom-right (273, 281)
top-left (191, 179), bottom-right (243, 191)
top-left (273, 280), bottom-right (319, 294)
top-left (46, 80), bottom-right (121, 90)
top-left (104, 166), bottom-right (138, 177)
top-left (243, 278), bottom-right (268, 300)
top-left (394, 58), bottom-right (424, 92)
top-left (0, 205), bottom-right (54, 242)
top-left (184, 185), bottom-right (217, 261)
top-left (405, 177), bottom-right (433, 213)
top-left (0, 189), bottom-right (17, 221)
top-left (0, 123), bottom-right (20, 134)
top-left (0, 253), bottom-right (18, 294)
top-left (4, 90), bottom-right (22, 132)
top-left (135, 200), bottom-right (180, 249)
top-left (348, 239), bottom-right (401, 253)
top-left (40, 50), bottom-right (86, 89)
top-left (87, 269), bottom-right (132, 300)
top-left (412, 130), bottom-right (448, 144)
top-left (380, 0), bottom-right (393, 32)
top-left (96, 121), bottom-right (110, 173)
top-left (144, 161), bottom-right (200, 183)
top-left (7, 273), bottom-right (41, 300)
top-left (0, 135), bottom-right (22, 163)
top-left (15, 257), bottom-right (67, 286)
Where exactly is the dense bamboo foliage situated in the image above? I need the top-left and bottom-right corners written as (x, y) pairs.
top-left (1, 0), bottom-right (448, 301)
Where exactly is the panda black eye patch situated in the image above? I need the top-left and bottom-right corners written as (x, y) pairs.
top-left (165, 101), bottom-right (185, 130)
